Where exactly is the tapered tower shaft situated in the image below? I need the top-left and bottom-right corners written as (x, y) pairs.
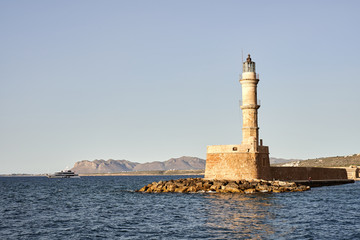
top-left (240, 54), bottom-right (260, 151)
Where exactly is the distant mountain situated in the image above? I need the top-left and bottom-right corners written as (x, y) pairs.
top-left (72, 159), bottom-right (139, 174)
top-left (72, 156), bottom-right (206, 174)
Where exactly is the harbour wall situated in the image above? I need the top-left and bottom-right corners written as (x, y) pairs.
top-left (270, 166), bottom-right (348, 181)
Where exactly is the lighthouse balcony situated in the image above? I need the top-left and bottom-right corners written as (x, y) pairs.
top-left (239, 73), bottom-right (259, 81)
top-left (239, 100), bottom-right (261, 109)
top-left (240, 104), bottom-right (260, 110)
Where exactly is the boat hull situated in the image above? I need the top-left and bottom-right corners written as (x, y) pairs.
top-left (47, 170), bottom-right (80, 178)
top-left (47, 175), bottom-right (80, 178)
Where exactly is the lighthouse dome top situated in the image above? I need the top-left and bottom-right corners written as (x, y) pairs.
top-left (243, 54), bottom-right (256, 73)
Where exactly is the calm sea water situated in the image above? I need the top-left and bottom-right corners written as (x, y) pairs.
top-left (0, 176), bottom-right (359, 239)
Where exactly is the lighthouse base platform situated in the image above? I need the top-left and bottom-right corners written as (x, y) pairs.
top-left (204, 144), bottom-right (272, 181)
top-left (204, 144), bottom-right (349, 181)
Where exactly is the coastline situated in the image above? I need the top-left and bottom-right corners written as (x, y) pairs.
top-left (0, 170), bottom-right (205, 177)
top-left (79, 170), bottom-right (205, 176)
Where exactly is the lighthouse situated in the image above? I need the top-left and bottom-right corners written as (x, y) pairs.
top-left (204, 54), bottom-right (271, 181)
top-left (240, 54), bottom-right (260, 151)
top-left (203, 54), bottom-right (351, 182)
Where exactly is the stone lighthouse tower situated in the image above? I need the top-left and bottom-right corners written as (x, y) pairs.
top-left (204, 54), bottom-right (271, 180)
top-left (240, 54), bottom-right (260, 151)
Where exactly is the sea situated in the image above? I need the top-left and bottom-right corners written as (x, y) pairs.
top-left (0, 175), bottom-right (359, 240)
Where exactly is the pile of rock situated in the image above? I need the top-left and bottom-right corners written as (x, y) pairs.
top-left (136, 178), bottom-right (310, 193)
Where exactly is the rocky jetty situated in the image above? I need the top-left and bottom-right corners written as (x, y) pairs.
top-left (136, 178), bottom-right (310, 193)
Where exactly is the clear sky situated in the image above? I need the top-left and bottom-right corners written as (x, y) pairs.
top-left (1, 0), bottom-right (359, 174)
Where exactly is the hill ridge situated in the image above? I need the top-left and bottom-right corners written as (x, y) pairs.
top-left (273, 154), bottom-right (360, 168)
top-left (72, 156), bottom-right (206, 174)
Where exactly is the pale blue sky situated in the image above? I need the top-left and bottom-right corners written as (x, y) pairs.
top-left (1, 1), bottom-right (359, 173)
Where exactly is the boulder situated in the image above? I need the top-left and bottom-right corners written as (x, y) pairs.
top-left (174, 187), bottom-right (188, 193)
top-left (244, 188), bottom-right (256, 194)
top-left (188, 186), bottom-right (197, 192)
top-left (256, 184), bottom-right (269, 192)
top-left (210, 184), bottom-right (220, 191)
top-left (224, 186), bottom-right (242, 193)
top-left (272, 189), bottom-right (282, 193)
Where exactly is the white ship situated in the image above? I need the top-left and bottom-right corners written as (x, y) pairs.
top-left (47, 170), bottom-right (80, 178)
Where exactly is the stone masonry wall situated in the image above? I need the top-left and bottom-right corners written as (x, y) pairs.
top-left (205, 146), bottom-right (271, 181)
top-left (205, 145), bottom-right (348, 181)
top-left (270, 167), bottom-right (348, 181)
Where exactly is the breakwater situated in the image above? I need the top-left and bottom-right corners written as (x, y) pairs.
top-left (294, 179), bottom-right (354, 187)
top-left (136, 178), bottom-right (310, 193)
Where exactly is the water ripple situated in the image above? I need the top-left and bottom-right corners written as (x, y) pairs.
top-left (0, 176), bottom-right (359, 239)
